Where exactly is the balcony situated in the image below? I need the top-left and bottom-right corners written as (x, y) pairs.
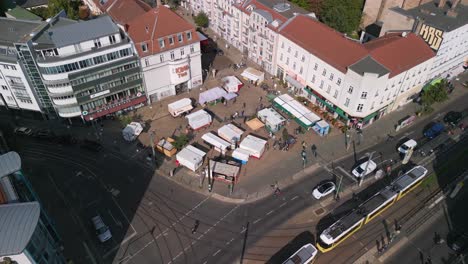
top-left (57, 106), bottom-right (82, 118)
top-left (47, 84), bottom-right (74, 95)
top-left (52, 96), bottom-right (78, 106)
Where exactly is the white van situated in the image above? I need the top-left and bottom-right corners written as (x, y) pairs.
top-left (92, 215), bottom-right (112, 242)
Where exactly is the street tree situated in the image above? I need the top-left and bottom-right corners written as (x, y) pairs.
top-left (420, 80), bottom-right (448, 114)
top-left (319, 0), bottom-right (363, 34)
top-left (194, 12), bottom-right (209, 28)
top-left (47, 0), bottom-right (79, 19)
top-left (308, 0), bottom-right (324, 15)
top-left (173, 134), bottom-right (190, 150)
top-left (290, 0), bottom-right (311, 11)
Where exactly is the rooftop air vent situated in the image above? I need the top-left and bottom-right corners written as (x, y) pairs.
top-left (273, 3), bottom-right (290, 12)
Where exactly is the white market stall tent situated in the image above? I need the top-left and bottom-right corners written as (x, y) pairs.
top-left (257, 108), bottom-right (286, 133)
top-left (222, 76), bottom-right (243, 93)
top-left (186, 109), bottom-right (212, 130)
top-left (232, 148), bottom-right (250, 164)
top-left (201, 132), bottom-right (231, 154)
top-left (122, 122), bottom-right (143, 141)
top-left (167, 98), bottom-right (193, 117)
top-left (241, 67), bottom-right (264, 84)
top-left (217, 123), bottom-right (244, 144)
top-left (176, 145), bottom-right (206, 172)
top-left (239, 135), bottom-right (268, 159)
top-left (273, 94), bottom-right (321, 129)
top-left (199, 87), bottom-right (227, 105)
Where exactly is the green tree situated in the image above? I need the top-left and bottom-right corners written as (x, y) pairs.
top-left (319, 0), bottom-right (363, 34)
top-left (29, 6), bottom-right (49, 19)
top-left (421, 80), bottom-right (448, 108)
top-left (291, 0), bottom-right (310, 11)
top-left (172, 134), bottom-right (189, 150)
top-left (194, 12), bottom-right (209, 28)
top-left (47, 0), bottom-right (79, 19)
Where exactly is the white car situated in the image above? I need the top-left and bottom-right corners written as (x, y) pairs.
top-left (92, 215), bottom-right (112, 243)
top-left (398, 139), bottom-right (417, 154)
top-left (14, 127), bottom-right (32, 136)
top-left (352, 160), bottom-right (377, 178)
top-left (312, 181), bottom-right (336, 199)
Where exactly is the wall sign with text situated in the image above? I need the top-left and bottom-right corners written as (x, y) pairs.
top-left (418, 24), bottom-right (444, 51)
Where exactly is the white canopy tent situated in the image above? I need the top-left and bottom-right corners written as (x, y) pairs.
top-left (201, 132), bottom-right (231, 154)
top-left (241, 67), bottom-right (264, 83)
top-left (217, 124), bottom-right (244, 143)
top-left (186, 109), bottom-right (212, 130)
top-left (239, 135), bottom-right (267, 159)
top-left (167, 98), bottom-right (193, 117)
top-left (176, 145), bottom-right (206, 172)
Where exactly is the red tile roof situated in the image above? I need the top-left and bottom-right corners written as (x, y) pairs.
top-left (107, 0), bottom-right (151, 26)
top-left (365, 33), bottom-right (435, 77)
top-left (280, 15), bottom-right (435, 77)
top-left (126, 6), bottom-right (199, 57)
top-left (280, 15), bottom-right (368, 73)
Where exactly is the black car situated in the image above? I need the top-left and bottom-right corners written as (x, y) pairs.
top-left (81, 139), bottom-right (103, 152)
top-left (443, 111), bottom-right (463, 125)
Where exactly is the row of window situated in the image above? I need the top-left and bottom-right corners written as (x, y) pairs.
top-left (71, 61), bottom-right (139, 86)
top-left (41, 48), bottom-right (132, 75)
top-left (144, 45), bottom-right (196, 66)
top-left (1, 64), bottom-right (17, 70)
top-left (142, 31), bottom-right (193, 52)
top-left (76, 73), bottom-right (140, 98)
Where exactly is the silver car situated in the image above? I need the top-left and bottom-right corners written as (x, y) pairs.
top-left (92, 215), bottom-right (112, 243)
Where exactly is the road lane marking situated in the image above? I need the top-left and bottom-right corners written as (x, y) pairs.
top-left (226, 238), bottom-right (235, 245)
top-left (266, 210), bottom-right (274, 215)
top-left (291, 195), bottom-right (299, 201)
top-left (108, 209), bottom-right (123, 228)
top-left (83, 242), bottom-right (98, 264)
top-left (279, 202), bottom-right (287, 208)
top-left (168, 205), bottom-right (240, 264)
top-left (212, 249), bottom-right (221, 257)
top-left (253, 218), bottom-right (262, 224)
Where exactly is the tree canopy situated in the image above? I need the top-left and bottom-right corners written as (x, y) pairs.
top-left (319, 0), bottom-right (363, 34)
top-left (421, 80), bottom-right (449, 107)
top-left (194, 12), bottom-right (209, 28)
top-left (290, 0), bottom-right (311, 11)
top-left (30, 0), bottom-right (79, 19)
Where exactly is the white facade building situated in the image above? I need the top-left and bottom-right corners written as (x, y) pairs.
top-left (277, 15), bottom-right (435, 126)
top-left (126, 6), bottom-right (202, 102)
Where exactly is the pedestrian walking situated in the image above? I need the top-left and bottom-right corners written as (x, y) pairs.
top-left (243, 102), bottom-right (246, 108)
top-left (191, 220), bottom-right (200, 234)
top-left (311, 144), bottom-right (317, 157)
top-left (301, 141), bottom-right (307, 149)
top-left (233, 97), bottom-right (237, 104)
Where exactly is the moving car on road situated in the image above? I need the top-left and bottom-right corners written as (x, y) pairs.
top-left (92, 215), bottom-right (112, 243)
top-left (443, 111), bottom-right (463, 126)
top-left (14, 127), bottom-right (32, 136)
top-left (423, 122), bottom-right (445, 139)
top-left (398, 139), bottom-right (417, 154)
top-left (282, 243), bottom-right (318, 264)
top-left (352, 160), bottom-right (377, 178)
top-left (312, 181), bottom-right (336, 199)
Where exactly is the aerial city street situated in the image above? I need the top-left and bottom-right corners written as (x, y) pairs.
top-left (0, 0), bottom-right (467, 263)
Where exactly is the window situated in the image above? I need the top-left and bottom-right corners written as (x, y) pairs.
top-left (190, 45), bottom-right (195, 53)
top-left (301, 55), bottom-right (305, 62)
top-left (333, 90), bottom-right (338, 98)
top-left (159, 39), bottom-right (165, 48)
top-left (312, 75), bottom-right (315, 83)
top-left (344, 98), bottom-right (350, 107)
top-left (361, 92), bottom-right (367, 99)
top-left (281, 42), bottom-right (284, 49)
top-left (145, 59), bottom-right (149, 67)
top-left (11, 65), bottom-right (16, 70)
top-left (294, 51), bottom-right (298, 58)
top-left (280, 53), bottom-right (283, 61)
top-left (314, 63), bottom-right (318, 70)
top-left (329, 73), bottom-right (334, 81)
top-left (319, 80), bottom-right (324, 89)
top-left (337, 78), bottom-right (341, 85)
top-left (287, 46), bottom-right (291, 53)
top-left (375, 91), bottom-right (379, 97)
top-left (94, 39), bottom-right (101, 48)
top-left (286, 57), bottom-right (289, 65)
top-left (6, 96), bottom-right (13, 101)
top-left (169, 37), bottom-right (174, 45)
top-left (3, 65), bottom-right (8, 69)
top-left (293, 62), bottom-right (296, 70)
top-left (170, 51), bottom-right (175, 60)
top-left (326, 85), bottom-right (331, 93)
top-left (299, 67), bottom-right (303, 74)
top-left (357, 104), bottom-right (363, 112)
top-left (348, 86), bottom-right (353, 94)
top-left (1, 85), bottom-right (7, 90)
top-left (180, 48), bottom-right (185, 56)
top-left (187, 32), bottom-right (192, 40)
top-left (322, 69), bottom-right (326, 76)
top-left (141, 43), bottom-right (148, 52)
top-left (109, 35), bottom-right (116, 44)
top-left (178, 33), bottom-right (183, 42)
top-left (160, 54), bottom-right (164, 62)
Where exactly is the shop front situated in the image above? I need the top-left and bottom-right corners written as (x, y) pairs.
top-left (304, 86), bottom-right (350, 123)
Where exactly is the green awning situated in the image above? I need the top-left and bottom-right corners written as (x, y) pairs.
top-left (422, 78), bottom-right (444, 92)
top-left (305, 86), bottom-right (349, 120)
top-left (362, 111), bottom-right (378, 122)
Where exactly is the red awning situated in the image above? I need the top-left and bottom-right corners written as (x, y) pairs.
top-left (84, 96), bottom-right (146, 121)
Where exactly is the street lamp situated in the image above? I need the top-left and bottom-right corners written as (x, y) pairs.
top-left (149, 131), bottom-right (156, 166)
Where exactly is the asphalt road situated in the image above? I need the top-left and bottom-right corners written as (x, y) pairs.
top-left (4, 91), bottom-right (468, 264)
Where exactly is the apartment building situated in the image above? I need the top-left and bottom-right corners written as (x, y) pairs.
top-left (126, 6), bottom-right (203, 102)
top-left (0, 18), bottom-right (42, 113)
top-left (0, 151), bottom-right (65, 264)
top-left (277, 15), bottom-right (435, 127)
top-left (0, 14), bottom-right (145, 121)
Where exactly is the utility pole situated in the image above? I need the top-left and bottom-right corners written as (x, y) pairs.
top-left (359, 151), bottom-right (375, 186)
top-left (149, 131), bottom-right (156, 165)
top-left (239, 221), bottom-right (250, 264)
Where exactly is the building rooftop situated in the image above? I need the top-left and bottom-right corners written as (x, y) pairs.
top-left (36, 15), bottom-right (120, 48)
top-left (0, 17), bottom-right (42, 46)
top-left (0, 151), bottom-right (21, 179)
top-left (0, 202), bottom-right (40, 256)
top-left (106, 0), bottom-right (152, 26)
top-left (349, 56), bottom-right (390, 77)
top-left (365, 32), bottom-right (435, 77)
top-left (391, 0), bottom-right (468, 32)
top-left (280, 14), bottom-right (368, 73)
top-left (5, 6), bottom-right (42, 21)
top-left (126, 5), bottom-right (199, 56)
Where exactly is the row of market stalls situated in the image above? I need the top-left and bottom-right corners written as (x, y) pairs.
top-left (273, 94), bottom-right (330, 136)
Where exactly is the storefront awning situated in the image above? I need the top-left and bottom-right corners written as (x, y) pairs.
top-left (362, 111), bottom-right (378, 122)
top-left (304, 86), bottom-right (349, 120)
top-left (285, 75), bottom-right (303, 89)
